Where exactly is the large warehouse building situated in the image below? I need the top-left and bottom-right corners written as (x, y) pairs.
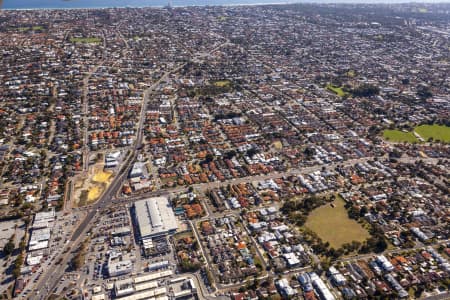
top-left (134, 196), bottom-right (178, 241)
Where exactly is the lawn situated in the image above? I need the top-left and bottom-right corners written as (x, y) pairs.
top-left (304, 196), bottom-right (370, 248)
top-left (213, 80), bottom-right (231, 87)
top-left (383, 129), bottom-right (418, 143)
top-left (70, 37), bottom-right (102, 44)
top-left (18, 26), bottom-right (44, 32)
top-left (326, 84), bottom-right (347, 97)
top-left (415, 124), bottom-right (450, 143)
top-left (272, 141), bottom-right (283, 150)
top-left (383, 125), bottom-right (450, 144)
top-left (346, 70), bottom-right (356, 78)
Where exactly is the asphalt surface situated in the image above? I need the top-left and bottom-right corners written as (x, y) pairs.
top-left (32, 63), bottom-right (185, 299)
top-left (28, 27), bottom-right (445, 298)
top-left (30, 150), bottom-right (135, 299)
top-left (32, 151), bottom-right (442, 298)
top-left (31, 39), bottom-right (241, 298)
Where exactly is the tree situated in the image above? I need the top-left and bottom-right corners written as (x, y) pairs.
top-left (416, 85), bottom-right (432, 100)
top-left (3, 239), bottom-right (14, 256)
top-left (303, 147), bottom-right (316, 157)
top-left (351, 84), bottom-right (380, 97)
top-left (180, 259), bottom-right (201, 272)
top-left (348, 206), bottom-right (360, 220)
top-left (12, 254), bottom-right (24, 278)
top-left (359, 206), bottom-right (369, 217)
top-left (294, 213), bottom-right (307, 226)
top-left (414, 285), bottom-right (425, 298)
top-left (21, 202), bottom-right (32, 210)
top-left (246, 148), bottom-right (259, 158)
top-left (204, 153), bottom-right (214, 164)
top-left (71, 238), bottom-right (89, 270)
top-left (72, 253), bottom-right (84, 270)
top-left (224, 150), bottom-right (236, 160)
top-left (359, 234), bottom-right (387, 254)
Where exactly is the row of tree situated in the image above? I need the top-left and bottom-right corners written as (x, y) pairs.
top-left (283, 195), bottom-right (388, 260)
top-left (71, 238), bottom-right (90, 271)
top-left (281, 195), bottom-right (334, 227)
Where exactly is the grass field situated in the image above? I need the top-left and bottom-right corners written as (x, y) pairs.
top-left (383, 129), bottom-right (418, 143)
top-left (272, 141), bottom-right (283, 150)
top-left (70, 37), bottom-right (102, 44)
top-left (213, 80), bottom-right (231, 87)
top-left (326, 84), bottom-right (347, 97)
top-left (304, 196), bottom-right (370, 248)
top-left (346, 70), bottom-right (356, 78)
top-left (18, 26), bottom-right (44, 32)
top-left (383, 125), bottom-right (450, 144)
top-left (415, 125), bottom-right (450, 143)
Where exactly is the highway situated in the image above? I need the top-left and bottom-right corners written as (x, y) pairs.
top-left (31, 38), bottom-right (238, 298)
top-left (30, 62), bottom-right (184, 299)
top-left (29, 25), bottom-right (445, 297)
top-left (33, 150), bottom-right (442, 298)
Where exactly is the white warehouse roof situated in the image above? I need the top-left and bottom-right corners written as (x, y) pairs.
top-left (134, 197), bottom-right (178, 239)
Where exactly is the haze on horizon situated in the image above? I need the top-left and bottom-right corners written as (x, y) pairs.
top-left (1, 0), bottom-right (450, 10)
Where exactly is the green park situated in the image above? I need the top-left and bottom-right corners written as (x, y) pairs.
top-left (304, 196), bottom-right (370, 248)
top-left (383, 124), bottom-right (450, 143)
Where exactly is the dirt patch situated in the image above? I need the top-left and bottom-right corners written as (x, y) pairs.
top-left (73, 163), bottom-right (114, 207)
top-left (93, 171), bottom-right (112, 183)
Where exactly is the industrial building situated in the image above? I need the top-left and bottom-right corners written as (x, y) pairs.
top-left (134, 197), bottom-right (178, 240)
top-left (114, 270), bottom-right (173, 299)
top-left (31, 209), bottom-right (55, 229)
top-left (26, 209), bottom-right (56, 265)
top-left (129, 162), bottom-right (146, 178)
top-left (108, 257), bottom-right (133, 278)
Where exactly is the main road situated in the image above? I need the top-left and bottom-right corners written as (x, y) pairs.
top-left (34, 153), bottom-right (441, 297)
top-left (30, 63), bottom-right (184, 299)
top-left (33, 37), bottom-right (231, 298)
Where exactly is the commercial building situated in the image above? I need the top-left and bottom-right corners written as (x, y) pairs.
top-left (31, 209), bottom-right (55, 229)
top-left (108, 259), bottom-right (133, 277)
top-left (114, 270), bottom-right (173, 299)
top-left (134, 197), bottom-right (178, 240)
top-left (129, 162), bottom-right (145, 178)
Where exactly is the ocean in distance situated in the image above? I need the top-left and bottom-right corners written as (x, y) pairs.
top-left (1, 0), bottom-right (444, 10)
top-left (0, 0), bottom-right (305, 10)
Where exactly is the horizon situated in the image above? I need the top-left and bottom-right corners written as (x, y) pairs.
top-left (1, 0), bottom-right (450, 10)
